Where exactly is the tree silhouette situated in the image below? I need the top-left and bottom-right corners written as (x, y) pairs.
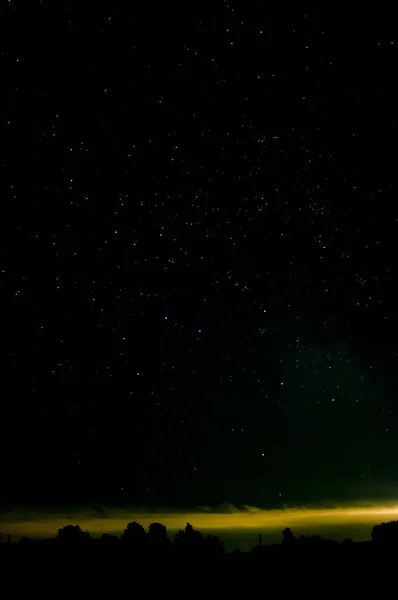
top-left (282, 527), bottom-right (298, 545)
top-left (147, 522), bottom-right (169, 549)
top-left (174, 522), bottom-right (204, 546)
top-left (173, 522), bottom-right (205, 556)
top-left (372, 521), bottom-right (398, 545)
top-left (56, 525), bottom-right (90, 544)
top-left (172, 523), bottom-right (225, 557)
top-left (121, 521), bottom-right (146, 547)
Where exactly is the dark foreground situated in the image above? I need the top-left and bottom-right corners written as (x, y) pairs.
top-left (2, 522), bottom-right (398, 590)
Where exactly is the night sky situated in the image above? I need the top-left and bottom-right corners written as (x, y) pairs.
top-left (1, 3), bottom-right (397, 513)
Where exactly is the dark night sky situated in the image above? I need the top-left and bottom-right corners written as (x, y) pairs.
top-left (1, 3), bottom-right (397, 510)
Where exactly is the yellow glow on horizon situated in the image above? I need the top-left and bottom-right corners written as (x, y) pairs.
top-left (3, 503), bottom-right (398, 540)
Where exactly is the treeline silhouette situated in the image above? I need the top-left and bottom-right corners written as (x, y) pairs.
top-left (3, 519), bottom-right (398, 562)
top-left (0, 522), bottom-right (225, 559)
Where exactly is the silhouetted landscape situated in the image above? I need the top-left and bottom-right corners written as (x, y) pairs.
top-left (3, 518), bottom-right (398, 567)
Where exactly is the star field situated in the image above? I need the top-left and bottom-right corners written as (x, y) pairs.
top-left (1, 3), bottom-right (397, 508)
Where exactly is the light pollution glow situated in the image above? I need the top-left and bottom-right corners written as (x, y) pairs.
top-left (2, 503), bottom-right (398, 546)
